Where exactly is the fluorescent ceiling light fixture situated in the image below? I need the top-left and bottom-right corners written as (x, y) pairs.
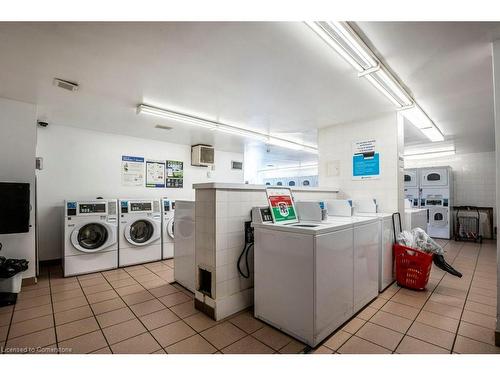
top-left (258, 163), bottom-right (319, 172)
top-left (137, 104), bottom-right (319, 153)
top-left (305, 21), bottom-right (446, 142)
top-left (305, 21), bottom-right (377, 72)
top-left (404, 144), bottom-right (455, 156)
top-left (137, 105), bottom-right (217, 130)
top-left (404, 150), bottom-right (455, 160)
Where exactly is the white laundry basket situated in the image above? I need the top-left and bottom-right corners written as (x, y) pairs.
top-left (0, 272), bottom-right (23, 294)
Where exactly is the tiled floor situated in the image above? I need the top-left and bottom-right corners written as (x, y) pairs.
top-left (0, 240), bottom-right (498, 354)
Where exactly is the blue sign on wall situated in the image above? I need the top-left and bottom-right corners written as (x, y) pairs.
top-left (353, 153), bottom-right (380, 179)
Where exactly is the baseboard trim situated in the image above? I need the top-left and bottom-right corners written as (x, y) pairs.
top-left (195, 298), bottom-right (215, 320)
top-left (39, 259), bottom-right (62, 267)
top-left (495, 330), bottom-right (500, 347)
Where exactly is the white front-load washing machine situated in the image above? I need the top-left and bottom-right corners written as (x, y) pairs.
top-left (161, 198), bottom-right (175, 260)
top-left (118, 199), bottom-right (162, 267)
top-left (63, 199), bottom-right (118, 277)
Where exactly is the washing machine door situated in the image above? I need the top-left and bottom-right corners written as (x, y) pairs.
top-left (420, 168), bottom-right (449, 187)
top-left (167, 218), bottom-right (174, 239)
top-left (429, 208), bottom-right (448, 228)
top-left (125, 218), bottom-right (160, 246)
top-left (71, 222), bottom-right (114, 253)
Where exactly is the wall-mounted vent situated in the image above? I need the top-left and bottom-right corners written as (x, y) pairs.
top-left (53, 78), bottom-right (79, 92)
top-left (155, 124), bottom-right (173, 131)
top-left (231, 161), bottom-right (243, 170)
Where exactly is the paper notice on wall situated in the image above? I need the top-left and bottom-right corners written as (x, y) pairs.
top-left (121, 156), bottom-right (144, 186)
top-left (352, 139), bottom-right (380, 180)
top-left (166, 160), bottom-right (184, 188)
top-left (145, 160), bottom-right (166, 188)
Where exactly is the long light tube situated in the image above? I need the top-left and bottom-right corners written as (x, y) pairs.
top-left (404, 150), bottom-right (455, 160)
top-left (305, 21), bottom-right (444, 142)
top-left (138, 104), bottom-right (319, 154)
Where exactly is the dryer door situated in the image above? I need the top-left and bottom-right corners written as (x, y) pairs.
top-left (125, 218), bottom-right (160, 246)
top-left (420, 168), bottom-right (449, 187)
top-left (429, 208), bottom-right (448, 228)
top-left (404, 169), bottom-right (418, 188)
top-left (71, 222), bottom-right (111, 253)
top-left (167, 217), bottom-right (174, 239)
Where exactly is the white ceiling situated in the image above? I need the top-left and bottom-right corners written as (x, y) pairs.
top-left (0, 22), bottom-right (393, 156)
top-left (0, 22), bottom-right (497, 160)
top-left (356, 22), bottom-right (500, 154)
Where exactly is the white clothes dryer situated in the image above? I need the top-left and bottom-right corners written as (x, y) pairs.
top-left (161, 198), bottom-right (175, 260)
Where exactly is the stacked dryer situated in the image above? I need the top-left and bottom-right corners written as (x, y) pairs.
top-left (419, 167), bottom-right (453, 239)
top-left (404, 168), bottom-right (420, 208)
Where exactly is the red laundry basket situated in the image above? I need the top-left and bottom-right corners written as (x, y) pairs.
top-left (393, 244), bottom-right (433, 290)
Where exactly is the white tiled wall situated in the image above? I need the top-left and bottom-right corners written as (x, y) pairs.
top-left (194, 187), bottom-right (338, 320)
top-left (405, 152), bottom-right (496, 226)
top-left (318, 113), bottom-right (404, 214)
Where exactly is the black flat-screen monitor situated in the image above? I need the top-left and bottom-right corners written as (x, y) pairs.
top-left (0, 182), bottom-right (30, 234)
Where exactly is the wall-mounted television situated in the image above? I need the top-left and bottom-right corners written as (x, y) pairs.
top-left (0, 182), bottom-right (30, 234)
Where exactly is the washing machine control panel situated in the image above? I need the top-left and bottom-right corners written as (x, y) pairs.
top-left (79, 203), bottom-right (106, 214)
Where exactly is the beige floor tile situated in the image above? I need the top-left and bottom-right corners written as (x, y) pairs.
top-left (96, 307), bottom-right (135, 328)
top-left (338, 335), bottom-right (391, 354)
top-left (53, 296), bottom-right (89, 313)
top-left (170, 301), bottom-right (198, 318)
top-left (407, 321), bottom-right (455, 350)
top-left (379, 285), bottom-right (400, 300)
top-left (60, 330), bottom-right (108, 354)
top-left (323, 330), bottom-right (351, 351)
top-left (252, 325), bottom-right (292, 351)
top-left (396, 336), bottom-right (449, 354)
top-left (133, 273), bottom-right (161, 283)
top-left (115, 284), bottom-right (146, 296)
top-left (453, 335), bottom-right (500, 354)
top-left (381, 301), bottom-right (420, 320)
top-left (415, 310), bottom-right (459, 333)
top-left (158, 291), bottom-right (191, 307)
top-left (8, 314), bottom-right (54, 339)
top-left (54, 305), bottom-right (93, 326)
top-left (86, 289), bottom-right (119, 304)
top-left (467, 293), bottom-right (496, 307)
top-left (5, 327), bottom-right (56, 349)
top-left (121, 290), bottom-right (155, 306)
top-left (390, 291), bottom-right (427, 309)
top-left (196, 321), bottom-right (245, 350)
top-left (77, 272), bottom-right (104, 281)
top-left (11, 303), bottom-right (52, 324)
top-left (279, 339), bottom-right (307, 354)
top-left (148, 284), bottom-right (179, 298)
top-left (369, 297), bottom-right (388, 310)
top-left (14, 294), bottom-right (52, 310)
top-left (434, 285), bottom-right (468, 299)
top-left (91, 297), bottom-right (127, 315)
top-left (166, 334), bottom-right (218, 354)
top-left (355, 321), bottom-right (403, 351)
top-left (103, 318), bottom-right (147, 344)
top-left (17, 287), bottom-right (51, 300)
top-left (79, 276), bottom-right (107, 287)
top-left (356, 306), bottom-right (378, 320)
top-left (141, 279), bottom-right (169, 290)
top-left (0, 312), bottom-right (12, 327)
top-left (139, 308), bottom-right (180, 330)
top-left (151, 320), bottom-right (197, 348)
top-left (82, 282), bottom-right (113, 295)
top-left (469, 286), bottom-right (497, 298)
top-left (108, 277), bottom-right (138, 289)
top-left (50, 282), bottom-right (81, 293)
top-left (91, 346), bottom-right (113, 354)
top-left (229, 311), bottom-right (264, 334)
top-left (370, 310), bottom-right (413, 333)
top-left (457, 321), bottom-right (496, 346)
top-left (183, 312), bottom-right (219, 332)
top-left (111, 332), bottom-right (162, 354)
top-left (130, 298), bottom-right (165, 317)
top-left (464, 300), bottom-right (496, 317)
top-left (422, 301), bottom-right (462, 320)
top-left (0, 325), bottom-right (8, 342)
top-left (52, 288), bottom-right (85, 302)
top-left (342, 317), bottom-right (366, 334)
top-left (56, 316), bottom-right (100, 341)
top-left (461, 310), bottom-right (497, 330)
top-left (222, 335), bottom-right (275, 354)
top-left (311, 345), bottom-right (334, 354)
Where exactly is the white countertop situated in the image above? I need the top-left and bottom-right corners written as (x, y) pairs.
top-left (192, 182), bottom-right (339, 193)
